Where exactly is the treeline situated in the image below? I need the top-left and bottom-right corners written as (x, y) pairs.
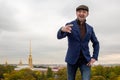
top-left (0, 65), bottom-right (120, 80)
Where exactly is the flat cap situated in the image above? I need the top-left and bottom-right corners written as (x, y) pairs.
top-left (76, 5), bottom-right (89, 12)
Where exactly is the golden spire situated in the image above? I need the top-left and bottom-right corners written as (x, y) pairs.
top-left (19, 59), bottom-right (22, 66)
top-left (30, 40), bottom-right (32, 55)
top-left (28, 40), bottom-right (33, 68)
top-left (5, 59), bottom-right (8, 66)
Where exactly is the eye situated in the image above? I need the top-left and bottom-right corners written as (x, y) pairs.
top-left (83, 11), bottom-right (87, 13)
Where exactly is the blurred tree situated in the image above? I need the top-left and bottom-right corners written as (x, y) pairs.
top-left (56, 67), bottom-right (67, 80)
top-left (117, 75), bottom-right (120, 80)
top-left (33, 71), bottom-right (41, 80)
top-left (46, 67), bottom-right (53, 79)
top-left (1, 65), bottom-right (120, 80)
top-left (4, 68), bottom-right (36, 80)
top-left (40, 72), bottom-right (46, 80)
top-left (114, 66), bottom-right (120, 75)
top-left (0, 65), bottom-right (14, 79)
top-left (109, 72), bottom-right (117, 80)
top-left (91, 76), bottom-right (106, 80)
top-left (75, 69), bottom-right (82, 80)
top-left (91, 65), bottom-right (104, 77)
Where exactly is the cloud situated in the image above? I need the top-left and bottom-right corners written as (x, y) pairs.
top-left (0, 0), bottom-right (120, 64)
top-left (98, 53), bottom-right (120, 64)
top-left (0, 1), bottom-right (21, 32)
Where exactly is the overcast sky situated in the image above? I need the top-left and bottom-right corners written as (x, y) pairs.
top-left (0, 0), bottom-right (120, 64)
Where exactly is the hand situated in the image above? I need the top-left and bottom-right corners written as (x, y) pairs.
top-left (61, 24), bottom-right (73, 33)
top-left (87, 58), bottom-right (96, 66)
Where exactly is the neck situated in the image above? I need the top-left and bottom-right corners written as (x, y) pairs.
top-left (77, 19), bottom-right (86, 25)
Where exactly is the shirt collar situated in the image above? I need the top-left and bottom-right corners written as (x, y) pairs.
top-left (76, 19), bottom-right (86, 25)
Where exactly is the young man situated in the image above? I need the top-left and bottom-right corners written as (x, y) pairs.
top-left (57, 5), bottom-right (100, 80)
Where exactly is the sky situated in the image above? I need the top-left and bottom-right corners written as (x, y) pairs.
top-left (0, 0), bottom-right (120, 64)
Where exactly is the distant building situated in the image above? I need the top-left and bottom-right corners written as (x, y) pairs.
top-left (14, 40), bottom-right (64, 72)
top-left (5, 60), bottom-right (8, 66)
top-left (28, 40), bottom-right (33, 68)
top-left (18, 59), bottom-right (22, 66)
top-left (15, 40), bottom-right (33, 70)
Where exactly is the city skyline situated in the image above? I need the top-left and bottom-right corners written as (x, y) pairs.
top-left (0, 0), bottom-right (120, 64)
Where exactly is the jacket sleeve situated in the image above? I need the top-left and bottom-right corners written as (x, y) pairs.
top-left (57, 27), bottom-right (68, 39)
top-left (91, 28), bottom-right (100, 60)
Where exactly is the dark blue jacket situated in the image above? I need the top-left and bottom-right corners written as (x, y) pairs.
top-left (57, 19), bottom-right (99, 64)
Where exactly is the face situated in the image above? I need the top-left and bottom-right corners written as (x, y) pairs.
top-left (76, 10), bottom-right (89, 21)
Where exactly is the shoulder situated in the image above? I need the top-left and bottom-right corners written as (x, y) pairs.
top-left (86, 23), bottom-right (94, 30)
top-left (86, 23), bottom-right (93, 28)
top-left (86, 23), bottom-right (95, 34)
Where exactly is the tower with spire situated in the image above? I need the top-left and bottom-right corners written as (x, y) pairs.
top-left (5, 59), bottom-right (8, 66)
top-left (19, 59), bottom-right (23, 66)
top-left (28, 40), bottom-right (33, 68)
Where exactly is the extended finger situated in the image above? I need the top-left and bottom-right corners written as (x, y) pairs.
top-left (67, 24), bottom-right (73, 27)
top-left (67, 30), bottom-right (71, 33)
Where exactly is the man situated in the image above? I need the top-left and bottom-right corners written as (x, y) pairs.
top-left (57, 5), bottom-right (100, 80)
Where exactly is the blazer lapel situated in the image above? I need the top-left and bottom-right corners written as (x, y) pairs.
top-left (74, 20), bottom-right (81, 41)
top-left (73, 20), bottom-right (90, 41)
top-left (82, 23), bottom-right (89, 41)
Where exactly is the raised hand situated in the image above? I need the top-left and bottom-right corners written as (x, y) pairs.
top-left (61, 24), bottom-right (73, 33)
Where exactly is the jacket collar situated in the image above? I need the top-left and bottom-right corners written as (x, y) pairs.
top-left (76, 19), bottom-right (86, 26)
top-left (74, 19), bottom-right (89, 41)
